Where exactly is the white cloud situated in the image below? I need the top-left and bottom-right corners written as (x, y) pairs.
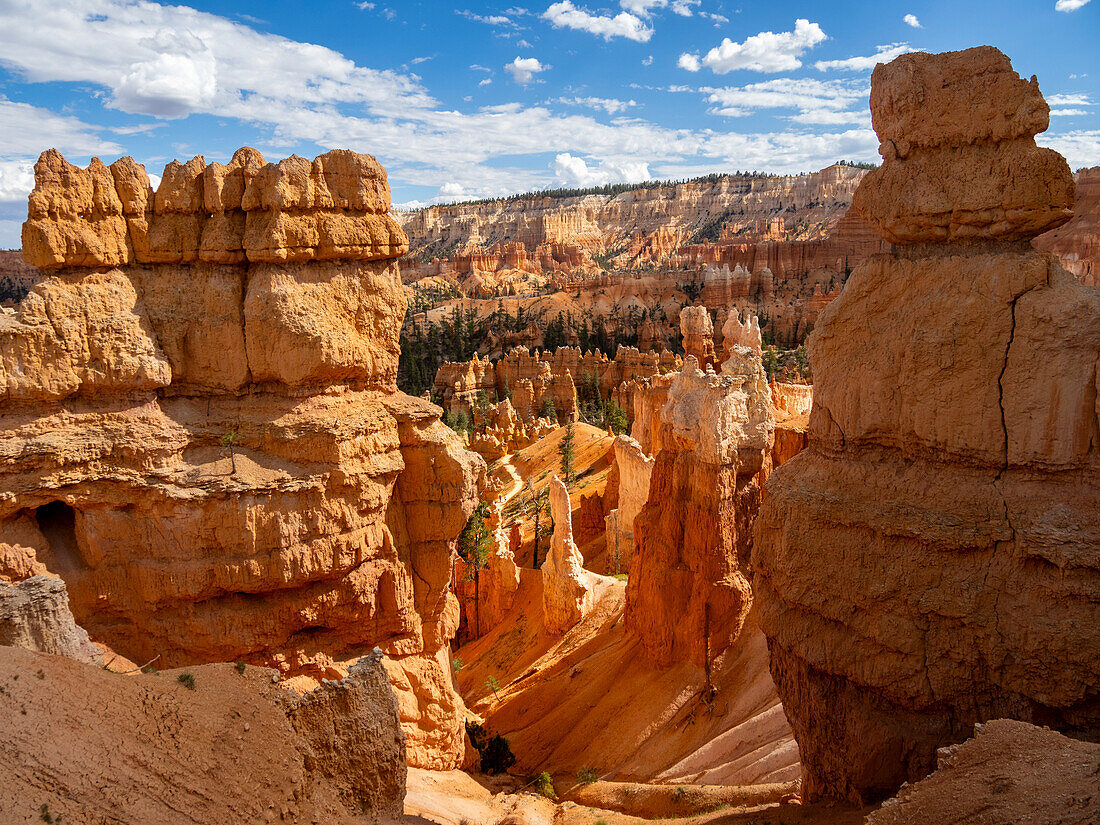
top-left (355, 2), bottom-right (375, 9)
top-left (1037, 130), bottom-right (1100, 168)
top-left (112, 31), bottom-right (218, 118)
top-left (815, 43), bottom-right (918, 72)
top-left (505, 56), bottom-right (548, 84)
top-left (552, 153), bottom-right (650, 186)
top-left (1048, 93), bottom-right (1092, 106)
top-left (479, 78), bottom-right (493, 86)
top-left (1051, 109), bottom-right (1090, 116)
top-left (1055, 0), bottom-right (1091, 11)
top-left (703, 78), bottom-right (869, 125)
top-left (620, 0), bottom-right (698, 16)
top-left (903, 13), bottom-right (921, 28)
top-left (558, 96), bottom-right (638, 114)
top-left (542, 1), bottom-right (654, 42)
top-left (0, 98), bottom-right (122, 161)
top-left (679, 19), bottom-right (827, 74)
top-left (457, 10), bottom-right (519, 27)
top-left (642, 55), bottom-right (654, 66)
top-left (0, 0), bottom-right (888, 226)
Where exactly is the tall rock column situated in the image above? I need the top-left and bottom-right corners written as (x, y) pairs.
top-left (753, 47), bottom-right (1098, 804)
top-left (626, 349), bottom-right (773, 668)
top-left (679, 305), bottom-right (717, 369)
top-left (541, 476), bottom-right (596, 634)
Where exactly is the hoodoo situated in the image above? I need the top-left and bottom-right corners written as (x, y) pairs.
top-left (753, 47), bottom-right (1100, 803)
top-left (0, 147), bottom-right (484, 770)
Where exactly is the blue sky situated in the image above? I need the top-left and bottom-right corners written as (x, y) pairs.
top-left (0, 0), bottom-right (1097, 248)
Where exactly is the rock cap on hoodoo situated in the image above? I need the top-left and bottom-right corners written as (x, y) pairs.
top-left (853, 46), bottom-right (1075, 244)
top-left (22, 147), bottom-right (409, 270)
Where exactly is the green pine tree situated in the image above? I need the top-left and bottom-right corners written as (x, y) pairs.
top-left (558, 422), bottom-right (576, 484)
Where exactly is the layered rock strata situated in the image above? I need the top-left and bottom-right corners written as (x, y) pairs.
top-left (0, 575), bottom-right (101, 664)
top-left (753, 47), bottom-right (1100, 803)
top-left (626, 348), bottom-right (774, 668)
top-left (0, 148), bottom-right (483, 769)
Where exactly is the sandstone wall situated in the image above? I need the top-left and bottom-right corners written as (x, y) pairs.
top-left (0, 646), bottom-right (406, 822)
top-left (0, 148), bottom-right (484, 770)
top-left (753, 47), bottom-right (1099, 803)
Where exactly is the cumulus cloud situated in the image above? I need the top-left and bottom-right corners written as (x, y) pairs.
top-left (0, 0), bottom-right (896, 237)
top-left (703, 78), bottom-right (870, 125)
top-left (505, 56), bottom-right (548, 84)
top-left (678, 19), bottom-right (827, 74)
top-left (0, 98), bottom-right (122, 161)
top-left (814, 43), bottom-right (918, 72)
top-left (1048, 93), bottom-right (1092, 105)
top-left (542, 1), bottom-right (654, 42)
top-left (620, 0), bottom-right (698, 16)
top-left (1037, 130), bottom-right (1100, 167)
top-left (552, 153), bottom-right (650, 186)
top-left (1055, 0), bottom-right (1091, 11)
top-left (903, 13), bottom-right (921, 28)
top-left (457, 10), bottom-right (520, 27)
top-left (558, 96), bottom-right (638, 114)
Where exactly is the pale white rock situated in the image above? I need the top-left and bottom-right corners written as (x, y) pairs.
top-left (604, 435), bottom-right (655, 574)
top-left (541, 475), bottom-right (597, 634)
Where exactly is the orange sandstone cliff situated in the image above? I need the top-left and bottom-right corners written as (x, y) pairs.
top-left (0, 147), bottom-right (484, 769)
top-left (753, 47), bottom-right (1099, 804)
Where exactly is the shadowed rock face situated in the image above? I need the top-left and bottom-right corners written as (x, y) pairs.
top-left (0, 147), bottom-right (484, 770)
top-left (753, 46), bottom-right (1100, 804)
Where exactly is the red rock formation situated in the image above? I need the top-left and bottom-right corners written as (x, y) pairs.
top-left (753, 47), bottom-right (1100, 804)
top-left (0, 148), bottom-right (484, 770)
top-left (626, 349), bottom-right (774, 668)
top-left (866, 720), bottom-right (1100, 825)
top-left (0, 645), bottom-right (406, 822)
top-left (435, 344), bottom-right (680, 424)
top-left (1035, 166), bottom-right (1100, 287)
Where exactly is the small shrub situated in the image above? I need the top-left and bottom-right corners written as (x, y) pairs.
top-left (35, 669), bottom-right (45, 680)
top-left (234, 661), bottom-right (246, 675)
top-left (177, 673), bottom-right (196, 690)
top-left (465, 722), bottom-right (516, 774)
top-left (671, 785), bottom-right (686, 802)
top-left (141, 665), bottom-right (158, 674)
top-left (530, 771), bottom-right (557, 800)
top-left (452, 655), bottom-right (464, 673)
top-left (484, 674), bottom-right (500, 696)
top-left (577, 766), bottom-right (598, 784)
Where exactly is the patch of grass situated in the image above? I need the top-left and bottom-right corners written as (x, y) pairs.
top-left (177, 673), bottom-right (196, 690)
top-left (612, 572), bottom-right (628, 581)
top-left (577, 766), bottom-right (598, 784)
top-left (141, 665), bottom-right (159, 674)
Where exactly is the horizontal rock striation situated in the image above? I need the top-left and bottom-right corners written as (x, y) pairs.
top-left (753, 47), bottom-right (1100, 804)
top-left (0, 148), bottom-right (483, 769)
